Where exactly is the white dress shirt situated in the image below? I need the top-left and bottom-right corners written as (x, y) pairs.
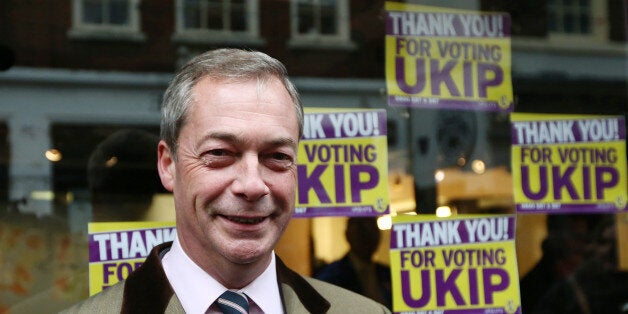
top-left (162, 236), bottom-right (284, 314)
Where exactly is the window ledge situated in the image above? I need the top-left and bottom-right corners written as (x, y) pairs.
top-left (172, 32), bottom-right (266, 47)
top-left (512, 36), bottom-right (626, 56)
top-left (287, 38), bottom-right (357, 51)
top-left (67, 28), bottom-right (146, 42)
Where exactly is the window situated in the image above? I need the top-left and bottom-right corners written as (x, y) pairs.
top-left (68, 0), bottom-right (145, 41)
top-left (173, 0), bottom-right (263, 46)
top-left (289, 0), bottom-right (355, 49)
top-left (547, 0), bottom-right (608, 42)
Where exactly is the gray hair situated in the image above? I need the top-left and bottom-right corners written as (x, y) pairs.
top-left (160, 48), bottom-right (303, 159)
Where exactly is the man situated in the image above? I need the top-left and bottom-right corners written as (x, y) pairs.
top-left (315, 217), bottom-right (392, 310)
top-left (63, 48), bottom-right (390, 313)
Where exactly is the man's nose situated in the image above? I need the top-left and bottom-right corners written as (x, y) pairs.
top-left (232, 154), bottom-right (270, 201)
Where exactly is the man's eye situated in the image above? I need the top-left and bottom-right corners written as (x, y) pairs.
top-left (207, 149), bottom-right (228, 157)
top-left (264, 152), bottom-right (294, 169)
top-left (201, 150), bottom-right (234, 167)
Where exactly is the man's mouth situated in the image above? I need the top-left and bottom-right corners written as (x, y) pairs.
top-left (222, 215), bottom-right (265, 225)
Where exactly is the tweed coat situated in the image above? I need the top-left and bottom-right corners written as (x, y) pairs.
top-left (61, 242), bottom-right (391, 314)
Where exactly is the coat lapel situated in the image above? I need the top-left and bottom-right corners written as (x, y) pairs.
top-left (120, 242), bottom-right (181, 313)
top-left (276, 256), bottom-right (330, 313)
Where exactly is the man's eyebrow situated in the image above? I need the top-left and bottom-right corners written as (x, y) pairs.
top-left (203, 132), bottom-right (297, 149)
top-left (266, 137), bottom-right (298, 150)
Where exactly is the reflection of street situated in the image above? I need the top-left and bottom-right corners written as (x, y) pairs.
top-left (0, 216), bottom-right (89, 313)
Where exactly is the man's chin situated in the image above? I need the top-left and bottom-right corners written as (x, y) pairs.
top-left (226, 242), bottom-right (272, 264)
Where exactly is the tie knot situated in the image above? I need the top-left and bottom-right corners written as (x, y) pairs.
top-left (217, 290), bottom-right (249, 314)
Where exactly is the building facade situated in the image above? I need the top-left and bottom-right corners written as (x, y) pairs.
top-left (0, 0), bottom-right (626, 311)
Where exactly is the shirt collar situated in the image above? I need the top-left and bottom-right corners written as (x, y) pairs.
top-left (162, 235), bottom-right (283, 314)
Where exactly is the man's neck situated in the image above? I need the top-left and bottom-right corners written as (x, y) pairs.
top-left (179, 236), bottom-right (272, 289)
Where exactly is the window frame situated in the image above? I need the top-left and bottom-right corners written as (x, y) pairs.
top-left (547, 0), bottom-right (608, 44)
top-left (172, 0), bottom-right (264, 46)
top-left (67, 0), bottom-right (146, 41)
top-left (288, 0), bottom-right (355, 50)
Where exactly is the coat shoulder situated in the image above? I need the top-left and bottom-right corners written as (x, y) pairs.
top-left (60, 282), bottom-right (125, 314)
top-left (303, 277), bottom-right (391, 314)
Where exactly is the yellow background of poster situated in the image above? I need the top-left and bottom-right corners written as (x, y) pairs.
top-left (385, 2), bottom-right (513, 110)
top-left (296, 108), bottom-right (390, 216)
top-left (88, 221), bottom-right (175, 295)
top-left (511, 113), bottom-right (627, 211)
top-left (512, 142), bottom-right (627, 208)
top-left (297, 136), bottom-right (389, 211)
top-left (389, 214), bottom-right (520, 313)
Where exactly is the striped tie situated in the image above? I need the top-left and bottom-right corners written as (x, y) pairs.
top-left (217, 290), bottom-right (249, 314)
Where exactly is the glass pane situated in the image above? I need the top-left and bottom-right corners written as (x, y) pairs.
top-left (230, 0), bottom-right (247, 31)
top-left (183, 0), bottom-right (201, 29)
top-left (52, 125), bottom-right (163, 221)
top-left (580, 13), bottom-right (590, 33)
top-left (298, 1), bottom-right (315, 34)
top-left (564, 13), bottom-right (575, 33)
top-left (82, 0), bottom-right (103, 24)
top-left (320, 1), bottom-right (337, 35)
top-left (207, 0), bottom-right (224, 30)
top-left (548, 12), bottom-right (559, 32)
top-left (109, 0), bottom-right (129, 25)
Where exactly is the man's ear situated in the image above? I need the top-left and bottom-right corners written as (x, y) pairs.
top-left (157, 140), bottom-right (175, 192)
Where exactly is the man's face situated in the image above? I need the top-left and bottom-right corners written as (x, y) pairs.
top-left (158, 76), bottom-right (299, 271)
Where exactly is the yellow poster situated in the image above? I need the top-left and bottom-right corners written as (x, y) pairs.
top-left (88, 221), bottom-right (176, 295)
top-left (390, 214), bottom-right (520, 313)
top-left (511, 113), bottom-right (627, 213)
top-left (295, 108), bottom-right (389, 217)
top-left (385, 2), bottom-right (513, 112)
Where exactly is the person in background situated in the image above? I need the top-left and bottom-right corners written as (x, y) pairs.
top-left (315, 217), bottom-right (392, 309)
top-left (531, 214), bottom-right (628, 314)
top-left (87, 128), bottom-right (166, 222)
top-left (519, 214), bottom-right (598, 312)
top-left (63, 48), bottom-right (390, 313)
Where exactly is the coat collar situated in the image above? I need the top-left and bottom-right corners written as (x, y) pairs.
top-left (121, 242), bottom-right (176, 313)
top-left (121, 242), bottom-right (331, 313)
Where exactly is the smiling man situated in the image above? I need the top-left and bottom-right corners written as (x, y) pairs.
top-left (63, 49), bottom-right (390, 313)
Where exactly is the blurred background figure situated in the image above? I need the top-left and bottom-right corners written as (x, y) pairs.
top-left (520, 214), bottom-right (598, 312)
top-left (87, 129), bottom-right (166, 222)
top-left (315, 217), bottom-right (392, 309)
top-left (531, 214), bottom-right (628, 314)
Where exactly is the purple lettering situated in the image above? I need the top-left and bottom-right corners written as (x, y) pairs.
top-left (521, 165), bottom-right (548, 200)
top-left (297, 165), bottom-right (330, 203)
top-left (482, 268), bottom-right (509, 304)
top-left (401, 269), bottom-right (431, 307)
top-left (103, 263), bottom-right (116, 284)
top-left (430, 59), bottom-right (460, 96)
top-left (395, 57), bottom-right (426, 94)
top-left (596, 166), bottom-right (619, 199)
top-left (477, 63), bottom-right (503, 98)
top-left (552, 166), bottom-right (578, 200)
top-left (350, 165), bottom-right (379, 202)
top-left (436, 269), bottom-right (464, 306)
